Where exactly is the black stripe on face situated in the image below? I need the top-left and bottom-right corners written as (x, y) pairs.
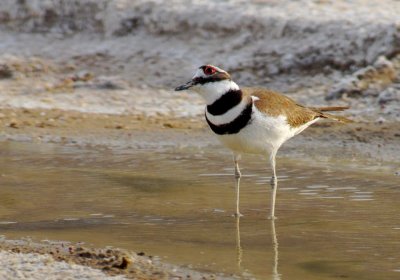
top-left (205, 99), bottom-right (253, 135)
top-left (207, 89), bottom-right (243, 116)
top-left (193, 72), bottom-right (230, 85)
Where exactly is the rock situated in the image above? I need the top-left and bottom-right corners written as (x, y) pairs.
top-left (8, 121), bottom-right (19, 128)
top-left (114, 124), bottom-right (124, 129)
top-left (71, 71), bottom-right (94, 82)
top-left (0, 64), bottom-right (13, 79)
top-left (112, 256), bottom-right (131, 269)
top-left (326, 76), bottom-right (362, 100)
top-left (373, 56), bottom-right (397, 84)
top-left (378, 85), bottom-right (400, 105)
top-left (326, 56), bottom-right (397, 100)
top-left (94, 76), bottom-right (128, 90)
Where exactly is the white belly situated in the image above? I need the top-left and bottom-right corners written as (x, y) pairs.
top-left (214, 108), bottom-right (318, 155)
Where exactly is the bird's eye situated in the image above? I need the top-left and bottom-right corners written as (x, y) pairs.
top-left (204, 66), bottom-right (216, 75)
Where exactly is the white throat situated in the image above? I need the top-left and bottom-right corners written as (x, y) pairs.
top-left (192, 80), bottom-right (240, 105)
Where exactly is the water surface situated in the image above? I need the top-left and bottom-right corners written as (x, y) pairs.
top-left (0, 141), bottom-right (399, 279)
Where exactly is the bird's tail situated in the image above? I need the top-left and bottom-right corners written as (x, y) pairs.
top-left (309, 106), bottom-right (353, 123)
top-left (320, 113), bottom-right (354, 123)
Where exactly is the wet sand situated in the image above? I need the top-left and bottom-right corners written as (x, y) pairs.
top-left (0, 107), bottom-right (399, 163)
top-left (0, 238), bottom-right (230, 279)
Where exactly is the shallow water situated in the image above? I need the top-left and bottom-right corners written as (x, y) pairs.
top-left (0, 141), bottom-right (399, 279)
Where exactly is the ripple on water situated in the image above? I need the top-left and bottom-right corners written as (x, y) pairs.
top-left (280, 187), bottom-right (298, 191)
top-left (349, 195), bottom-right (373, 199)
top-left (299, 192), bottom-right (318, 196)
top-left (198, 173), bottom-right (232, 176)
top-left (327, 186), bottom-right (358, 191)
top-left (299, 189), bottom-right (319, 196)
top-left (306, 184), bottom-right (330, 189)
top-left (354, 191), bottom-right (373, 194)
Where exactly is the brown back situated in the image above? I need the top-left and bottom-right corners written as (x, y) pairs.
top-left (242, 87), bottom-right (320, 127)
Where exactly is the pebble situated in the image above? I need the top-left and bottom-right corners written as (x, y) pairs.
top-left (0, 64), bottom-right (13, 79)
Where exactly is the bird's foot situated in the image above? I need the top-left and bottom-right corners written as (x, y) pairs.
top-left (233, 212), bottom-right (244, 218)
top-left (270, 176), bottom-right (277, 186)
top-left (268, 215), bottom-right (277, 220)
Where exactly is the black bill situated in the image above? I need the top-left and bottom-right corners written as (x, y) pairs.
top-left (175, 80), bottom-right (195, 91)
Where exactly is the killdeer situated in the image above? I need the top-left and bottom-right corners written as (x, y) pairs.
top-left (175, 65), bottom-right (352, 219)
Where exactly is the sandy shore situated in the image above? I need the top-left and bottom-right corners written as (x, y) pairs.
top-left (1, 107), bottom-right (399, 164)
top-left (0, 250), bottom-right (126, 280)
top-left (0, 237), bottom-right (233, 279)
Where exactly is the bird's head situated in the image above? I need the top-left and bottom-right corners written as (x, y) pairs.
top-left (175, 65), bottom-right (237, 104)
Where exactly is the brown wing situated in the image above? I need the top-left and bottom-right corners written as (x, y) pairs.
top-left (308, 106), bottom-right (350, 112)
top-left (242, 87), bottom-right (320, 127)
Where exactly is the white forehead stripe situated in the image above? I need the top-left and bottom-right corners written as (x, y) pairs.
top-left (193, 68), bottom-right (206, 78)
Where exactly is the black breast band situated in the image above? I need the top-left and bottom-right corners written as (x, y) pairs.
top-left (205, 99), bottom-right (253, 135)
top-left (207, 89), bottom-right (243, 116)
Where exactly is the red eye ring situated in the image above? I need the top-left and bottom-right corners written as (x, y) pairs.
top-left (204, 66), bottom-right (216, 75)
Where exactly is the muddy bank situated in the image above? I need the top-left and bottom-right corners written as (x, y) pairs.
top-left (0, 107), bottom-right (399, 166)
top-left (0, 52), bottom-right (399, 127)
top-left (0, 238), bottom-right (231, 279)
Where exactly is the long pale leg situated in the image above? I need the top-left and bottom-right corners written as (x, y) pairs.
top-left (269, 150), bottom-right (278, 219)
top-left (233, 154), bottom-right (243, 217)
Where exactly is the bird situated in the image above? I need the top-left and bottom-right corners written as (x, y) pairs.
top-left (175, 65), bottom-right (352, 219)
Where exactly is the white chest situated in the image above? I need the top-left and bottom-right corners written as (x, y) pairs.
top-left (213, 107), bottom-right (299, 155)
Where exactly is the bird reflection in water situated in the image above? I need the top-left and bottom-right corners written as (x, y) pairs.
top-left (234, 169), bottom-right (281, 279)
top-left (235, 217), bottom-right (281, 280)
top-left (271, 219), bottom-right (281, 280)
